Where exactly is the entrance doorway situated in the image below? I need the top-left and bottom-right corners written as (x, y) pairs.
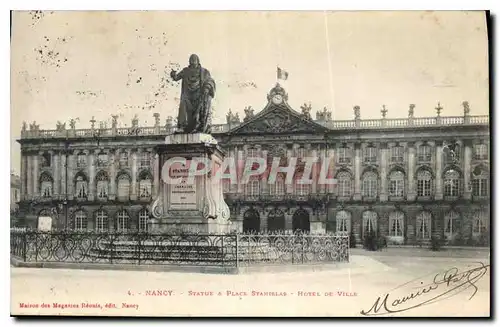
top-left (243, 209), bottom-right (260, 233)
top-left (292, 208), bottom-right (310, 232)
top-left (267, 209), bottom-right (285, 232)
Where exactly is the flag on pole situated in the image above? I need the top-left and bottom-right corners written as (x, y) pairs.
top-left (277, 67), bottom-right (289, 80)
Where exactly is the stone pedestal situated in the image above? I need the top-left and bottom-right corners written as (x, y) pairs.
top-left (150, 133), bottom-right (231, 234)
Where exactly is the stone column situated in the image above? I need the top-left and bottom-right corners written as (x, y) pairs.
top-left (88, 150), bottom-right (96, 201)
top-left (380, 143), bottom-right (388, 202)
top-left (311, 148), bottom-right (318, 194)
top-left (230, 147), bottom-right (237, 193)
top-left (286, 146), bottom-right (294, 194)
top-left (26, 155), bottom-right (32, 198)
top-left (131, 149), bottom-right (138, 200)
top-left (318, 146), bottom-right (326, 194)
top-left (327, 147), bottom-right (335, 194)
top-left (237, 146), bottom-right (244, 194)
top-left (153, 153), bottom-right (160, 198)
top-left (33, 153), bottom-right (39, 197)
top-left (67, 152), bottom-right (75, 199)
top-left (353, 143), bottom-right (361, 200)
top-left (435, 141), bottom-right (443, 200)
top-left (463, 140), bottom-right (472, 199)
top-left (109, 150), bottom-right (117, 200)
top-left (261, 148), bottom-right (269, 194)
top-left (53, 152), bottom-right (60, 196)
top-left (60, 153), bottom-right (67, 199)
top-left (20, 154), bottom-right (27, 200)
top-left (407, 142), bottom-right (416, 201)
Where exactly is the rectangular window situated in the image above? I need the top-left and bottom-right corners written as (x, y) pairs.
top-left (472, 179), bottom-right (488, 197)
top-left (97, 154), bottom-right (108, 168)
top-left (417, 146), bottom-right (432, 162)
top-left (390, 146), bottom-right (404, 163)
top-left (77, 155), bottom-right (87, 168)
top-left (337, 147), bottom-right (351, 164)
top-left (474, 144), bottom-right (488, 160)
top-left (140, 152), bottom-right (150, 168)
top-left (363, 147), bottom-right (377, 163)
top-left (119, 153), bottom-right (129, 167)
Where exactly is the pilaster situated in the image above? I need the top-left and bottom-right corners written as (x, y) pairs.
top-left (435, 141), bottom-right (443, 200)
top-left (353, 143), bottom-right (361, 201)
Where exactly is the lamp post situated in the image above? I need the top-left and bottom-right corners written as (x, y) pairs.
top-left (64, 138), bottom-right (70, 229)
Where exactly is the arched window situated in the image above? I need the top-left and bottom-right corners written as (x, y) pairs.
top-left (40, 173), bottom-right (53, 198)
top-left (472, 168), bottom-right (488, 197)
top-left (472, 211), bottom-right (488, 237)
top-left (389, 170), bottom-right (405, 197)
top-left (138, 209), bottom-right (149, 231)
top-left (418, 145), bottom-right (432, 162)
top-left (417, 169), bottom-right (433, 197)
top-left (362, 171), bottom-right (378, 198)
top-left (138, 171), bottom-right (153, 199)
top-left (96, 171), bottom-right (109, 200)
top-left (117, 173), bottom-right (131, 201)
top-left (336, 211), bottom-right (351, 233)
top-left (362, 211), bottom-right (377, 237)
top-left (389, 211), bottom-right (404, 237)
top-left (444, 211), bottom-right (460, 240)
top-left (74, 210), bottom-right (87, 230)
top-left (443, 169), bottom-right (461, 197)
top-left (246, 179), bottom-right (260, 197)
top-left (95, 210), bottom-right (108, 232)
top-left (75, 173), bottom-right (88, 199)
top-left (116, 210), bottom-right (129, 232)
top-left (269, 174), bottom-right (285, 196)
top-left (416, 212), bottom-right (432, 240)
top-left (337, 171), bottom-right (352, 197)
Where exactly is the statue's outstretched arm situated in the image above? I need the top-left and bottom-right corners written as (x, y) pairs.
top-left (170, 68), bottom-right (184, 81)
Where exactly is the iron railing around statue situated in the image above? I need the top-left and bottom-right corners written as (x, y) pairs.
top-left (10, 230), bottom-right (349, 267)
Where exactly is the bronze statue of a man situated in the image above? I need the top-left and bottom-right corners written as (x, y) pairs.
top-left (170, 54), bottom-right (216, 134)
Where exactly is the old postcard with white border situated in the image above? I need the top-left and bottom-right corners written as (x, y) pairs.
top-left (10, 10), bottom-right (491, 317)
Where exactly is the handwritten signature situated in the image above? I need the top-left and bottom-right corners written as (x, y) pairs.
top-left (361, 262), bottom-right (490, 316)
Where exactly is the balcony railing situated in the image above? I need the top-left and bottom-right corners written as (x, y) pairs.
top-left (20, 115), bottom-right (489, 140)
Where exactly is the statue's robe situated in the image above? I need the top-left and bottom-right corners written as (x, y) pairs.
top-left (174, 65), bottom-right (216, 134)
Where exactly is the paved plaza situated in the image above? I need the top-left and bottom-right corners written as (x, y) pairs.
top-left (11, 248), bottom-right (490, 317)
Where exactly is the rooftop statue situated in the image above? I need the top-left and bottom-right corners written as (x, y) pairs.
top-left (170, 54), bottom-right (216, 134)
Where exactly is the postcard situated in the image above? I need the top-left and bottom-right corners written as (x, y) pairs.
top-left (10, 10), bottom-right (490, 317)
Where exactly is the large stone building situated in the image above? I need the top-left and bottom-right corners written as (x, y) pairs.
top-left (16, 84), bottom-right (490, 245)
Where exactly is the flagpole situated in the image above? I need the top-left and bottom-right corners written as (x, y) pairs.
top-left (324, 11), bottom-right (335, 120)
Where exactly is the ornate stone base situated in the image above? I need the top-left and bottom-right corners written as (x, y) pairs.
top-left (150, 133), bottom-right (231, 234)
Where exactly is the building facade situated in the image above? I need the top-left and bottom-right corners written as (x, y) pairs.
top-left (11, 173), bottom-right (21, 226)
top-left (16, 84), bottom-right (490, 245)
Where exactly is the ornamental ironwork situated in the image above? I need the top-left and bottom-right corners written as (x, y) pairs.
top-left (10, 230), bottom-right (349, 268)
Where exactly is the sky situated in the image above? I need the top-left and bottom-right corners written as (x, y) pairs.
top-left (10, 11), bottom-right (489, 174)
